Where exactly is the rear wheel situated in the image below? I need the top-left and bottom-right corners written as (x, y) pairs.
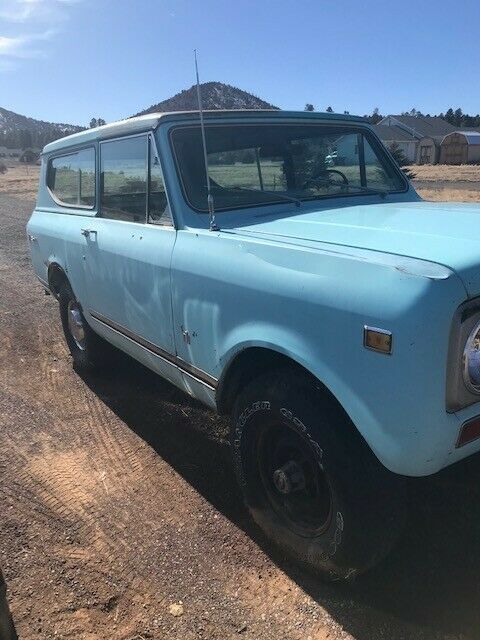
top-left (59, 281), bottom-right (110, 371)
top-left (231, 369), bottom-right (406, 580)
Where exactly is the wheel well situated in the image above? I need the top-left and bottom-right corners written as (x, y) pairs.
top-left (47, 263), bottom-right (68, 299)
top-left (217, 347), bottom-right (340, 416)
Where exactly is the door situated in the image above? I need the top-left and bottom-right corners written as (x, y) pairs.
top-left (420, 145), bottom-right (431, 164)
top-left (81, 133), bottom-right (180, 385)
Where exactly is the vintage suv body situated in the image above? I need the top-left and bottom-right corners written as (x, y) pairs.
top-left (27, 110), bottom-right (480, 578)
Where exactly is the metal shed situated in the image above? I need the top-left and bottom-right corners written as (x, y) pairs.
top-left (440, 131), bottom-right (480, 164)
top-left (417, 136), bottom-right (442, 164)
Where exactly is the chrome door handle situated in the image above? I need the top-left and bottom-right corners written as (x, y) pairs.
top-left (81, 229), bottom-right (97, 237)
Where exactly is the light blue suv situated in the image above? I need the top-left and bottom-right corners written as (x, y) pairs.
top-left (27, 110), bottom-right (480, 579)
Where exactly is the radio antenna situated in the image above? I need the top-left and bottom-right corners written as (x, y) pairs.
top-left (194, 49), bottom-right (218, 231)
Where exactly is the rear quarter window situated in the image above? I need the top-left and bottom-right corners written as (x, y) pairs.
top-left (47, 147), bottom-right (95, 208)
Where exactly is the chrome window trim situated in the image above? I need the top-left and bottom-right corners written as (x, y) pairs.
top-left (168, 121), bottom-right (409, 215)
top-left (147, 132), bottom-right (175, 228)
top-left (46, 145), bottom-right (96, 211)
top-left (99, 132), bottom-right (148, 223)
top-left (98, 131), bottom-right (175, 228)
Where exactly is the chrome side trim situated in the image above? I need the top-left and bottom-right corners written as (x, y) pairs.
top-left (89, 310), bottom-right (218, 389)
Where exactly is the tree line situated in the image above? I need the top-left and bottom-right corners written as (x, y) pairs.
top-left (305, 104), bottom-right (480, 128)
top-left (0, 116), bottom-right (107, 151)
top-left (0, 128), bottom-right (59, 151)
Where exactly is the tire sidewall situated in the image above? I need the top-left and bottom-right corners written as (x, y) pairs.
top-left (59, 283), bottom-right (96, 370)
top-left (232, 371), bottom-right (404, 578)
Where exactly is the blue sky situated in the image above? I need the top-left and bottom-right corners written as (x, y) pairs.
top-left (2, 0), bottom-right (480, 127)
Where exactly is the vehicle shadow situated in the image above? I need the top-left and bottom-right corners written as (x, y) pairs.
top-left (79, 351), bottom-right (480, 640)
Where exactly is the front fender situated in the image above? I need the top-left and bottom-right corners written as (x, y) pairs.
top-left (218, 325), bottom-right (396, 471)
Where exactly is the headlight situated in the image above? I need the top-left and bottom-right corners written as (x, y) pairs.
top-left (447, 301), bottom-right (480, 411)
top-left (463, 320), bottom-right (480, 393)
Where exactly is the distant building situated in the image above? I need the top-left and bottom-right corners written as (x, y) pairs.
top-left (0, 146), bottom-right (21, 159)
top-left (375, 115), bottom-right (456, 164)
top-left (18, 148), bottom-right (39, 163)
top-left (440, 131), bottom-right (480, 165)
top-left (374, 125), bottom-right (418, 163)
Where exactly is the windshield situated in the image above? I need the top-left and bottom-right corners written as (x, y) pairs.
top-left (171, 123), bottom-right (407, 213)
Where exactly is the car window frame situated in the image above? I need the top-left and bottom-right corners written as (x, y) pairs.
top-left (147, 132), bottom-right (174, 228)
top-left (169, 122), bottom-right (409, 215)
top-left (99, 132), bottom-right (149, 224)
top-left (46, 145), bottom-right (97, 210)
top-left (98, 132), bottom-right (174, 227)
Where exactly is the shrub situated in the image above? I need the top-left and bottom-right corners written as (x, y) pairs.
top-left (0, 161), bottom-right (7, 175)
top-left (388, 142), bottom-right (416, 179)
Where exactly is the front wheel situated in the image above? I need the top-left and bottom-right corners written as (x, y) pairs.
top-left (231, 369), bottom-right (406, 580)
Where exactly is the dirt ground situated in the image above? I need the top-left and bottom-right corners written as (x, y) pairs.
top-left (2, 173), bottom-right (480, 639)
top-left (0, 164), bottom-right (39, 199)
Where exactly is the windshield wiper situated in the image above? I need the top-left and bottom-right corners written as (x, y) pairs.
top-left (233, 187), bottom-right (302, 208)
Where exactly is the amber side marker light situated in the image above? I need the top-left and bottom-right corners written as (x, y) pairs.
top-left (456, 416), bottom-right (480, 448)
top-left (363, 326), bottom-right (393, 355)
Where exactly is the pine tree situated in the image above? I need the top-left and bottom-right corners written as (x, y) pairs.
top-left (364, 108), bottom-right (382, 125)
top-left (444, 108), bottom-right (455, 125)
top-left (454, 108), bottom-right (463, 127)
top-left (388, 142), bottom-right (415, 179)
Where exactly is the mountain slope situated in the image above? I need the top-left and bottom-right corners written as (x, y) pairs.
top-left (1, 82), bottom-right (277, 151)
top-left (0, 107), bottom-right (83, 150)
top-left (135, 81), bottom-right (278, 115)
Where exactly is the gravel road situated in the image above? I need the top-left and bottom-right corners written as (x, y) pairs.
top-left (1, 193), bottom-right (480, 639)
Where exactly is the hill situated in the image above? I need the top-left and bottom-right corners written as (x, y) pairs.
top-left (0, 107), bottom-right (83, 151)
top-left (135, 81), bottom-right (278, 115)
top-left (0, 82), bottom-right (277, 151)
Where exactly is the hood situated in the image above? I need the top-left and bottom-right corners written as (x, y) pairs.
top-left (235, 200), bottom-right (480, 297)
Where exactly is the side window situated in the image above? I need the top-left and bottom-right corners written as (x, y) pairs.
top-left (148, 137), bottom-right (172, 226)
top-left (101, 136), bottom-right (147, 222)
top-left (47, 148), bottom-right (95, 207)
top-left (363, 137), bottom-right (402, 190)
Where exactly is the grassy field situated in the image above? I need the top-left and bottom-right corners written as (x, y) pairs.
top-left (412, 164), bottom-right (480, 183)
top-left (3, 161), bottom-right (480, 203)
top-left (0, 163), bottom-right (40, 198)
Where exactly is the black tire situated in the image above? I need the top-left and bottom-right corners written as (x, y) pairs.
top-left (231, 369), bottom-right (406, 580)
top-left (0, 570), bottom-right (17, 640)
top-left (59, 281), bottom-right (111, 371)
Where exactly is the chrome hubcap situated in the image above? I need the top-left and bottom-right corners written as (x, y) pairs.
top-left (67, 300), bottom-right (86, 350)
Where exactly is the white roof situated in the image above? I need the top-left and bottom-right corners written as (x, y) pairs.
top-left (461, 132), bottom-right (480, 145)
top-left (42, 113), bottom-right (163, 154)
top-left (42, 109), bottom-right (367, 155)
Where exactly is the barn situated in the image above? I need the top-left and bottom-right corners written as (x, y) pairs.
top-left (440, 131), bottom-right (480, 165)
